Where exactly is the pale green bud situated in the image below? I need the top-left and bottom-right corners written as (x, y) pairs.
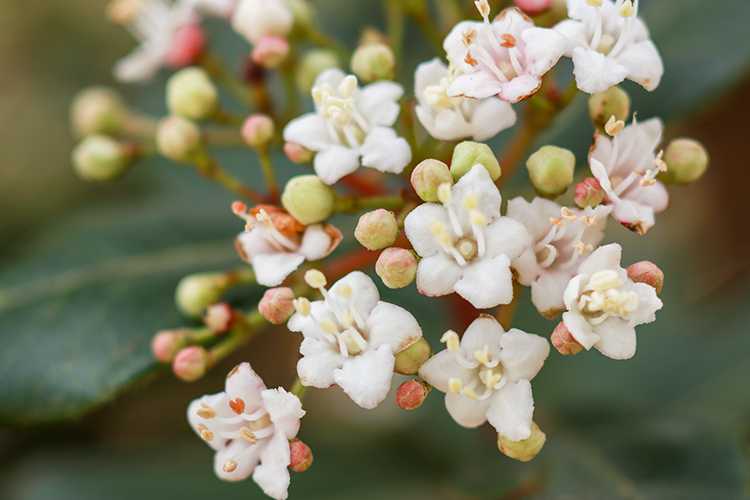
top-left (175, 272), bottom-right (230, 318)
top-left (393, 337), bottom-right (431, 375)
top-left (355, 209), bottom-right (400, 250)
top-left (375, 247), bottom-right (418, 289)
top-left (450, 141), bottom-right (501, 181)
top-left (156, 116), bottom-right (203, 163)
top-left (71, 135), bottom-right (130, 182)
top-left (281, 175), bottom-right (337, 225)
top-left (351, 43), bottom-right (395, 83)
top-left (497, 421), bottom-right (546, 462)
top-left (659, 138), bottom-right (709, 186)
top-left (588, 86), bottom-right (630, 131)
top-left (411, 159), bottom-right (453, 202)
top-left (296, 49), bottom-right (340, 93)
top-left (70, 86), bottom-right (127, 138)
top-left (526, 145), bottom-right (575, 198)
top-left (166, 67), bottom-right (218, 120)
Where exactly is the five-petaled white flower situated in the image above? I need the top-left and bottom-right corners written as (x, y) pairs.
top-left (233, 203), bottom-right (342, 287)
top-left (553, 0), bottom-right (663, 94)
top-left (404, 164), bottom-right (531, 309)
top-left (562, 243), bottom-right (662, 359)
top-left (414, 58), bottom-right (516, 141)
top-left (232, 0), bottom-right (292, 45)
top-left (443, 3), bottom-right (569, 103)
top-left (287, 271), bottom-right (423, 409)
top-left (507, 197), bottom-right (611, 318)
top-left (418, 315), bottom-right (549, 441)
top-left (283, 69), bottom-right (412, 185)
top-left (188, 363), bottom-right (305, 500)
top-left (588, 116), bottom-right (668, 234)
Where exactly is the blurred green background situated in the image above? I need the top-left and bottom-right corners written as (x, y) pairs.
top-left (2, 0), bottom-right (750, 498)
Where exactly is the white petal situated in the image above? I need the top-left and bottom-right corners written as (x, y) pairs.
top-left (213, 439), bottom-right (261, 481)
top-left (497, 73), bottom-right (542, 103)
top-left (252, 252), bottom-right (305, 287)
top-left (615, 40), bottom-right (663, 91)
top-left (443, 21), bottom-right (485, 74)
top-left (418, 350), bottom-right (474, 394)
top-left (450, 164), bottom-right (502, 220)
top-left (623, 181), bottom-right (669, 213)
top-left (360, 126), bottom-right (412, 174)
top-left (357, 81), bottom-right (404, 126)
top-left (253, 431), bottom-right (292, 500)
top-left (236, 228), bottom-right (276, 261)
top-left (333, 345), bottom-right (395, 409)
top-left (592, 317), bottom-right (637, 360)
top-left (483, 216), bottom-right (532, 260)
top-left (576, 243), bottom-right (623, 276)
top-left (113, 47), bottom-right (166, 83)
top-left (571, 46), bottom-right (629, 94)
top-left (415, 253), bottom-right (463, 297)
top-left (621, 281), bottom-right (662, 326)
top-left (414, 58), bottom-right (449, 104)
top-left (522, 26), bottom-right (570, 77)
top-left (512, 248), bottom-right (540, 286)
top-left (332, 271), bottom-right (380, 316)
top-left (225, 362), bottom-right (267, 410)
top-left (486, 380), bottom-right (534, 441)
top-left (188, 393), bottom-right (232, 451)
top-left (498, 329), bottom-right (549, 382)
top-left (453, 254), bottom-right (514, 308)
top-left (459, 315), bottom-right (504, 358)
top-left (448, 71), bottom-right (506, 100)
top-left (417, 106), bottom-right (471, 142)
top-left (404, 203), bottom-right (450, 258)
top-left (610, 198), bottom-right (655, 234)
top-left (261, 388), bottom-right (304, 438)
top-left (445, 391), bottom-right (492, 428)
top-left (282, 113), bottom-right (332, 152)
top-left (531, 270), bottom-right (571, 316)
top-left (506, 196), bottom-right (561, 242)
top-left (296, 337), bottom-right (341, 388)
top-left (313, 145), bottom-right (361, 185)
top-left (552, 19), bottom-right (588, 56)
top-left (311, 68), bottom-right (347, 92)
top-left (366, 301), bottom-right (422, 353)
top-left (469, 97), bottom-right (517, 141)
top-left (562, 309), bottom-right (600, 350)
top-left (298, 224), bottom-right (333, 261)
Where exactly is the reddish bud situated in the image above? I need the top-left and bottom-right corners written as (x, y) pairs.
top-left (151, 329), bottom-right (190, 363)
top-left (396, 380), bottom-right (429, 410)
top-left (173, 346), bottom-right (212, 382)
top-left (574, 177), bottom-right (605, 208)
top-left (289, 438), bottom-right (313, 472)
top-left (252, 36), bottom-right (290, 69)
top-left (166, 23), bottom-right (206, 68)
top-left (284, 142), bottom-right (314, 164)
top-left (551, 322), bottom-right (583, 356)
top-left (627, 261), bottom-right (664, 294)
top-left (242, 114), bottom-right (275, 149)
top-left (513, 0), bottom-right (553, 14)
top-left (259, 287), bottom-right (296, 324)
top-left (203, 302), bottom-right (237, 334)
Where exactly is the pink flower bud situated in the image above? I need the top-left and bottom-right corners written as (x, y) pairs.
top-left (242, 114), bottom-right (275, 149)
top-left (355, 209), bottom-right (400, 251)
top-left (574, 177), bottom-right (605, 208)
top-left (375, 247), bottom-right (418, 289)
top-left (497, 421), bottom-right (546, 462)
top-left (289, 438), bottom-right (313, 472)
top-left (627, 261), bottom-right (664, 294)
top-left (151, 329), bottom-right (190, 363)
top-left (172, 346), bottom-right (212, 382)
top-left (284, 142), bottom-right (314, 164)
top-left (513, 0), bottom-right (553, 15)
top-left (252, 36), bottom-right (290, 69)
top-left (396, 380), bottom-right (429, 410)
top-left (203, 302), bottom-right (237, 334)
top-left (166, 23), bottom-right (206, 68)
top-left (259, 287), bottom-right (296, 324)
top-left (393, 337), bottom-right (432, 375)
top-left (551, 322), bottom-right (583, 356)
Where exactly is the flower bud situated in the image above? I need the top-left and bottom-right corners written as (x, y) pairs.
top-left (232, 0), bottom-right (293, 44)
top-left (393, 337), bottom-right (432, 375)
top-left (659, 138), bottom-right (709, 186)
top-left (203, 302), bottom-right (237, 334)
top-left (281, 175), bottom-right (337, 225)
top-left (351, 43), bottom-right (395, 83)
top-left (242, 114), bottom-right (275, 149)
top-left (71, 135), bottom-right (131, 182)
top-left (497, 421), bottom-right (546, 462)
top-left (354, 209), bottom-right (400, 250)
top-left (259, 287), bottom-right (296, 324)
top-left (526, 145), bottom-right (575, 198)
top-left (574, 177), bottom-right (605, 208)
top-left (450, 141), bottom-right (501, 181)
top-left (165, 23), bottom-right (206, 68)
top-left (70, 86), bottom-right (127, 138)
top-left (627, 261), bottom-right (664, 294)
top-left (396, 380), bottom-right (430, 410)
top-left (252, 36), bottom-right (290, 69)
top-left (588, 86), bottom-right (630, 131)
top-left (289, 438), bottom-right (313, 472)
top-left (151, 329), bottom-right (190, 363)
top-left (173, 346), bottom-right (211, 382)
top-left (551, 321), bottom-right (583, 356)
top-left (156, 116), bottom-right (203, 163)
top-left (175, 272), bottom-right (230, 318)
top-left (375, 247), bottom-right (418, 289)
top-left (513, 0), bottom-right (553, 15)
top-left (166, 67), bottom-right (218, 120)
top-left (284, 142), bottom-right (314, 163)
top-left (411, 159), bottom-right (453, 202)
top-left (296, 49), bottom-right (340, 93)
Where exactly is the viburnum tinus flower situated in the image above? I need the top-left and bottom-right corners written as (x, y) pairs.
top-left (562, 243), bottom-right (663, 359)
top-left (187, 363), bottom-right (305, 500)
top-left (404, 164), bottom-right (531, 309)
top-left (553, 0), bottom-right (663, 94)
top-left (283, 69), bottom-right (412, 185)
top-left (418, 316), bottom-right (549, 441)
top-left (231, 0), bottom-right (292, 45)
top-left (443, 2), bottom-right (569, 103)
top-left (233, 203), bottom-right (342, 287)
top-left (507, 197), bottom-right (611, 318)
top-left (414, 58), bottom-right (516, 141)
top-left (287, 270), bottom-right (423, 409)
top-left (588, 116), bottom-right (668, 234)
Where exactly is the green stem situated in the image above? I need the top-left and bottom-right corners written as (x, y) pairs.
top-left (303, 26), bottom-right (350, 60)
top-left (335, 195), bottom-right (407, 214)
top-left (496, 281), bottom-right (523, 331)
top-left (496, 119), bottom-right (536, 189)
top-left (203, 127), bottom-right (245, 147)
top-left (209, 310), bottom-right (267, 365)
top-left (200, 54), bottom-right (251, 109)
top-left (194, 156), bottom-right (265, 203)
top-left (290, 376), bottom-right (308, 400)
top-left (385, 1), bottom-right (406, 74)
top-left (257, 148), bottom-right (280, 201)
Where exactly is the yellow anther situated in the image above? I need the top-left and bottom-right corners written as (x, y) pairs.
top-left (448, 377), bottom-right (462, 394)
top-left (196, 404), bottom-right (217, 419)
top-left (429, 219), bottom-right (447, 235)
top-left (437, 183), bottom-right (452, 204)
top-left (335, 283), bottom-right (352, 298)
top-left (605, 115), bottom-right (625, 136)
top-left (223, 458), bottom-right (238, 473)
top-left (462, 28), bottom-right (478, 48)
top-left (485, 370), bottom-right (502, 389)
top-left (561, 207), bottom-right (577, 224)
top-left (639, 170), bottom-right (656, 187)
top-left (573, 240), bottom-right (593, 255)
top-left (341, 330), bottom-right (363, 355)
top-left (462, 192), bottom-right (478, 211)
top-left (550, 216), bottom-right (565, 227)
top-left (620, 0), bottom-right (634, 17)
top-left (579, 215), bottom-right (597, 227)
top-left (654, 150), bottom-right (667, 172)
top-left (255, 208), bottom-right (272, 224)
top-left (304, 269), bottom-right (327, 289)
top-left (312, 87), bottom-right (323, 103)
top-left (474, 0), bottom-right (491, 18)
top-left (292, 297), bottom-right (311, 316)
top-left (474, 345), bottom-right (490, 365)
top-left (469, 210), bottom-right (487, 227)
top-left (320, 318), bottom-right (339, 334)
top-left (436, 233), bottom-right (454, 248)
top-left (588, 269), bottom-right (624, 291)
top-left (238, 427), bottom-right (257, 443)
top-left (461, 386), bottom-right (479, 400)
top-left (338, 75), bottom-right (358, 98)
top-left (341, 309), bottom-right (354, 329)
top-left (586, 0), bottom-right (602, 6)
top-left (197, 423), bottom-right (214, 442)
top-left (440, 330), bottom-right (461, 352)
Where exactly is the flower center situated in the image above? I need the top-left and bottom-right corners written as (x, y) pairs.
top-left (233, 202), bottom-right (302, 253)
top-left (578, 269), bottom-right (639, 325)
top-left (312, 75), bottom-right (370, 149)
top-left (441, 331), bottom-right (505, 400)
top-left (586, 0), bottom-right (639, 59)
top-left (429, 186), bottom-right (488, 266)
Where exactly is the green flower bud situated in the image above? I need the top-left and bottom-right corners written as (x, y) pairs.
top-left (497, 421), bottom-right (546, 462)
top-left (450, 141), bottom-right (501, 181)
top-left (411, 159), bottom-right (453, 202)
top-left (71, 135), bottom-right (130, 182)
top-left (588, 86), bottom-right (630, 131)
top-left (296, 49), bottom-right (340, 93)
top-left (393, 337), bottom-right (432, 375)
top-left (156, 116), bottom-right (203, 163)
top-left (354, 209), bottom-right (400, 250)
top-left (375, 247), bottom-right (418, 289)
top-left (526, 145), bottom-right (575, 198)
top-left (659, 138), bottom-right (709, 186)
top-left (70, 86), bottom-right (127, 138)
top-left (175, 272), bottom-right (230, 318)
top-left (351, 43), bottom-right (395, 83)
top-left (281, 175), bottom-right (337, 225)
top-left (166, 67), bottom-right (218, 120)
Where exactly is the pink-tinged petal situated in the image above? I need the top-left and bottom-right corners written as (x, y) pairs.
top-left (261, 388), bottom-right (304, 438)
top-left (404, 203), bottom-right (450, 258)
top-left (624, 181), bottom-right (669, 213)
top-left (360, 126), bottom-right (411, 174)
top-left (448, 72), bottom-right (506, 100)
top-left (313, 145), bottom-right (361, 185)
top-left (213, 439), bottom-right (261, 481)
top-left (522, 27), bottom-right (570, 77)
top-left (513, 248), bottom-right (540, 286)
top-left (454, 254), bottom-right (514, 308)
top-left (498, 73), bottom-right (543, 103)
top-left (576, 243), bottom-right (623, 276)
top-left (445, 391), bottom-right (492, 428)
top-left (592, 317), bottom-right (636, 360)
top-left (282, 113), bottom-right (332, 152)
top-left (416, 253), bottom-right (464, 297)
top-left (225, 362), bottom-right (267, 411)
top-left (615, 39), bottom-right (663, 91)
top-left (589, 132), bottom-right (614, 173)
top-left (188, 393), bottom-right (232, 451)
top-left (469, 97), bottom-right (517, 141)
top-left (253, 431), bottom-right (292, 500)
top-left (443, 20), bottom-right (485, 73)
top-left (562, 309), bottom-right (600, 350)
top-left (552, 19), bottom-right (589, 55)
top-left (460, 315), bottom-right (504, 358)
top-left (621, 281), bottom-right (662, 326)
top-left (334, 345), bottom-right (395, 409)
top-left (450, 164), bottom-right (503, 219)
top-left (418, 350), bottom-right (474, 394)
top-left (499, 329), bottom-right (549, 382)
top-left (332, 271), bottom-right (380, 316)
top-left (252, 252), bottom-right (305, 287)
top-left (358, 81), bottom-right (403, 126)
top-left (296, 337), bottom-right (341, 388)
top-left (486, 380), bottom-right (534, 441)
top-left (610, 198), bottom-right (655, 234)
top-left (483, 216), bottom-right (532, 261)
top-left (589, 157), bottom-right (615, 197)
top-left (531, 270), bottom-right (571, 317)
top-left (366, 302), bottom-right (422, 353)
top-left (571, 46), bottom-right (629, 94)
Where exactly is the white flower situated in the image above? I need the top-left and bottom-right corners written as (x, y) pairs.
top-left (443, 4), bottom-right (569, 103)
top-left (507, 197), bottom-right (611, 318)
top-left (404, 165), bottom-right (531, 309)
top-left (283, 69), bottom-right (412, 185)
top-left (234, 203), bottom-right (342, 287)
top-left (553, 0), bottom-right (663, 94)
top-left (588, 116), bottom-right (668, 234)
top-left (287, 271), bottom-right (423, 409)
top-left (414, 58), bottom-right (516, 141)
top-left (231, 0), bottom-right (293, 45)
top-left (188, 363), bottom-right (305, 500)
top-left (418, 316), bottom-right (549, 441)
top-left (562, 243), bottom-right (662, 359)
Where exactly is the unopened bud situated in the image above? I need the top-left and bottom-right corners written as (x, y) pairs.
top-left (203, 302), bottom-right (237, 334)
top-left (252, 36), bottom-right (290, 69)
top-left (411, 159), bottom-right (453, 202)
top-left (175, 272), bottom-right (229, 318)
top-left (151, 329), bottom-right (190, 363)
top-left (231, 0), bottom-right (293, 44)
top-left (259, 287), bottom-right (297, 324)
top-left (627, 261), bottom-right (664, 294)
top-left (165, 23), bottom-right (206, 68)
top-left (497, 421), bottom-right (546, 462)
top-left (551, 321), bottom-right (583, 355)
top-left (659, 138), bottom-right (709, 186)
top-left (513, 0), bottom-right (553, 15)
top-left (588, 86), bottom-right (631, 131)
top-left (284, 142), bottom-right (315, 163)
top-left (173, 346), bottom-right (211, 382)
top-left (296, 49), bottom-right (340, 93)
top-left (376, 247), bottom-right (418, 289)
top-left (242, 114), bottom-right (275, 149)
top-left (289, 438), bottom-right (313, 472)
top-left (70, 86), bottom-right (127, 138)
top-left (451, 141), bottom-right (502, 181)
top-left (71, 135), bottom-right (131, 182)
top-left (281, 175), bottom-right (337, 225)
top-left (351, 43), bottom-right (395, 83)
top-left (574, 177), bottom-right (605, 208)
top-left (354, 209), bottom-right (400, 250)
top-left (526, 145), bottom-right (575, 198)
top-left (396, 380), bottom-right (430, 410)
top-left (393, 337), bottom-right (432, 375)
top-left (156, 116), bottom-right (203, 162)
top-left (166, 67), bottom-right (218, 120)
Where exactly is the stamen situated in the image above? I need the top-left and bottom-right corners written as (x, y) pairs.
top-left (223, 458), bottom-right (238, 473)
top-left (500, 34), bottom-right (516, 48)
top-left (335, 283), bottom-right (352, 298)
top-left (293, 297), bottom-right (311, 316)
top-left (462, 192), bottom-right (478, 211)
top-left (437, 183), bottom-right (452, 204)
top-left (320, 318), bottom-right (339, 334)
top-left (605, 116), bottom-right (625, 136)
top-left (579, 215), bottom-right (597, 226)
top-left (588, 269), bottom-right (624, 290)
top-left (474, 0), bottom-right (490, 18)
top-left (464, 51), bottom-right (479, 67)
top-left (197, 423), bottom-right (214, 441)
top-left (586, 0), bottom-right (602, 5)
top-left (338, 75), bottom-right (357, 99)
top-left (229, 398), bottom-right (246, 415)
top-left (448, 378), bottom-right (462, 394)
top-left (462, 28), bottom-right (477, 48)
top-left (461, 386), bottom-right (479, 400)
top-left (620, 0), bottom-right (634, 18)
top-left (573, 240), bottom-right (593, 254)
top-left (639, 170), bottom-right (656, 187)
top-left (430, 219), bottom-right (447, 235)
top-left (304, 269), bottom-right (327, 289)
top-left (561, 207), bottom-right (577, 224)
top-left (440, 330), bottom-right (460, 352)
top-left (474, 345), bottom-right (490, 365)
top-left (550, 216), bottom-right (565, 227)
top-left (197, 403), bottom-right (217, 419)
top-left (237, 427), bottom-right (257, 444)
top-left (654, 150), bottom-right (667, 172)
